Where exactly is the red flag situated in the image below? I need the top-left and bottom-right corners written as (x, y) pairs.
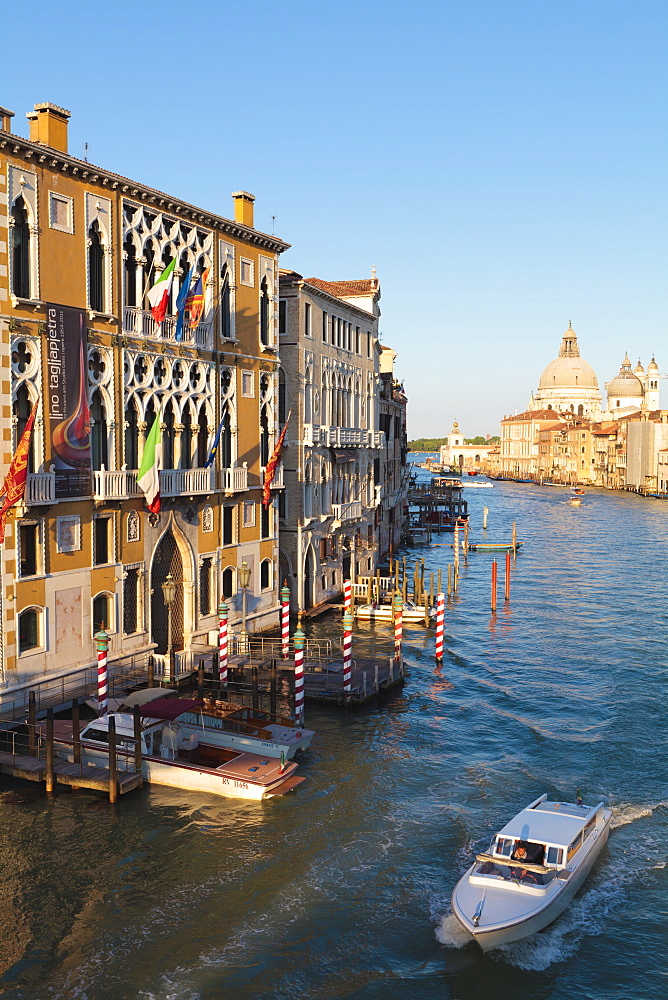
top-left (262, 412), bottom-right (290, 508)
top-left (0, 397), bottom-right (39, 543)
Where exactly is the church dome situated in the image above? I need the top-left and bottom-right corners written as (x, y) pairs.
top-left (634, 359), bottom-right (645, 374)
top-left (538, 324), bottom-right (599, 390)
top-left (608, 354), bottom-right (644, 398)
top-left (648, 356), bottom-right (659, 372)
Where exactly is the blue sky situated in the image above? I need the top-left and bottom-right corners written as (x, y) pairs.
top-left (5, 0), bottom-right (666, 437)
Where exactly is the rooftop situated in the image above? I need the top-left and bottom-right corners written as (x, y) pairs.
top-left (497, 799), bottom-right (597, 847)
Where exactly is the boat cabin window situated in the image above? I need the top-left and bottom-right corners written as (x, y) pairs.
top-left (495, 837), bottom-right (514, 857)
top-left (567, 832), bottom-right (583, 861)
top-left (475, 860), bottom-right (556, 887)
top-left (84, 728), bottom-right (109, 744)
top-left (546, 846), bottom-right (563, 865)
top-left (583, 817), bottom-right (596, 840)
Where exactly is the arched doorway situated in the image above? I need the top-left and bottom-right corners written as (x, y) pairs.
top-left (151, 531), bottom-right (184, 654)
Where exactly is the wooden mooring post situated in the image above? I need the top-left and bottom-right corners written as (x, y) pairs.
top-left (491, 559), bottom-right (498, 612)
top-left (483, 506), bottom-right (488, 530)
top-left (72, 699), bottom-right (81, 764)
top-left (505, 551), bottom-right (511, 601)
top-left (28, 690), bottom-right (36, 756)
top-left (108, 715), bottom-right (118, 805)
top-left (270, 661), bottom-right (277, 716)
top-left (252, 666), bottom-right (259, 710)
top-left (134, 705), bottom-right (143, 776)
top-left (45, 708), bottom-right (55, 795)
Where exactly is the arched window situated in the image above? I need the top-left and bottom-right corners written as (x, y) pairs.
top-left (180, 404), bottom-right (192, 470)
top-left (260, 276), bottom-right (270, 346)
top-left (11, 197), bottom-right (31, 299)
top-left (221, 263), bottom-right (231, 340)
top-left (162, 248), bottom-right (175, 315)
top-left (163, 400), bottom-right (175, 470)
top-left (125, 397), bottom-right (139, 470)
top-left (260, 403), bottom-right (270, 467)
top-left (222, 566), bottom-right (234, 599)
top-left (260, 559), bottom-right (272, 590)
top-left (219, 403), bottom-right (232, 468)
top-left (142, 244), bottom-right (155, 311)
top-left (124, 237), bottom-right (137, 307)
top-left (13, 383), bottom-right (36, 473)
top-left (278, 368), bottom-right (286, 425)
top-left (90, 389), bottom-right (108, 471)
top-left (197, 404), bottom-right (208, 467)
top-left (93, 593), bottom-right (112, 633)
top-left (18, 607), bottom-right (41, 653)
top-left (88, 220), bottom-right (105, 312)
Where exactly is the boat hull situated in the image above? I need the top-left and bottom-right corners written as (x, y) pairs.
top-left (452, 815), bottom-right (611, 950)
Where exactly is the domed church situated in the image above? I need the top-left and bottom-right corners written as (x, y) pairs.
top-left (529, 324), bottom-right (660, 419)
top-left (529, 323), bottom-right (601, 416)
top-left (605, 354), bottom-right (660, 415)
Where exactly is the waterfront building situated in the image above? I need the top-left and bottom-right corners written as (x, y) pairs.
top-left (0, 100), bottom-right (288, 694)
top-left (378, 345), bottom-right (408, 558)
top-left (624, 411), bottom-right (668, 491)
top-left (277, 271), bottom-right (383, 611)
top-left (500, 410), bottom-right (566, 479)
top-left (439, 421), bottom-right (496, 472)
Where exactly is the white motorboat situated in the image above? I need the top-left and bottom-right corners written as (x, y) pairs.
top-left (158, 699), bottom-right (315, 759)
top-left (355, 600), bottom-right (435, 623)
top-left (452, 793), bottom-right (612, 950)
top-left (52, 703), bottom-right (305, 800)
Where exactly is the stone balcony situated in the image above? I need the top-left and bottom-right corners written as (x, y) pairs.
top-left (331, 500), bottom-right (363, 522)
top-left (25, 466), bottom-right (249, 504)
top-left (302, 425), bottom-right (383, 448)
top-left (260, 463), bottom-right (284, 489)
top-left (123, 306), bottom-right (213, 350)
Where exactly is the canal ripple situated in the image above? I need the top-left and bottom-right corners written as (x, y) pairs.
top-left (0, 472), bottom-right (666, 999)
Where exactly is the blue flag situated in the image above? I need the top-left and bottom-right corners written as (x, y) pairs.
top-left (204, 418), bottom-right (225, 468)
top-left (175, 266), bottom-right (194, 341)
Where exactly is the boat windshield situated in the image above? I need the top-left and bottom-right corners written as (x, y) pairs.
top-left (474, 860), bottom-right (556, 887)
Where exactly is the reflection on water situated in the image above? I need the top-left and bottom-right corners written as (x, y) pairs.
top-left (1, 476), bottom-right (667, 1000)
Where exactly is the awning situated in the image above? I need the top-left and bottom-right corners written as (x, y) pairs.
top-left (139, 698), bottom-right (204, 721)
top-left (331, 449), bottom-right (357, 464)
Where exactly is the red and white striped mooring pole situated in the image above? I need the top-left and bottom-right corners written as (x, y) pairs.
top-left (281, 583), bottom-right (291, 659)
top-left (218, 601), bottom-right (229, 687)
top-left (293, 622), bottom-right (305, 724)
top-left (342, 610), bottom-right (353, 695)
top-left (435, 593), bottom-right (445, 662)
top-left (96, 627), bottom-right (109, 717)
top-left (343, 579), bottom-right (352, 616)
top-left (393, 593), bottom-right (403, 667)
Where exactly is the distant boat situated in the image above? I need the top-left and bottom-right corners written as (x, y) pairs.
top-left (461, 481), bottom-right (493, 489)
top-left (355, 600), bottom-right (435, 623)
top-left (469, 541), bottom-right (523, 552)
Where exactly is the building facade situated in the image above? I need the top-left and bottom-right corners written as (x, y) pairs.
top-left (377, 345), bottom-right (408, 558)
top-left (278, 271), bottom-right (383, 611)
top-left (0, 100), bottom-right (288, 694)
top-left (439, 420), bottom-right (496, 471)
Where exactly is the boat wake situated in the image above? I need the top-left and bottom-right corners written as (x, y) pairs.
top-left (610, 799), bottom-right (668, 829)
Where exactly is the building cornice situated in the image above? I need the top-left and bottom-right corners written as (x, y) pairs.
top-left (0, 131), bottom-right (291, 255)
top-left (282, 276), bottom-right (377, 323)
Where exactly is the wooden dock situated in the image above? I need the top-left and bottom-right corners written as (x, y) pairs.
top-left (303, 657), bottom-right (405, 707)
top-left (0, 750), bottom-right (143, 795)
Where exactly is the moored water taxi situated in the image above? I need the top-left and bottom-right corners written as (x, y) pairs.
top-left (452, 793), bottom-right (612, 950)
top-left (53, 706), bottom-right (305, 800)
top-left (355, 600), bottom-right (435, 623)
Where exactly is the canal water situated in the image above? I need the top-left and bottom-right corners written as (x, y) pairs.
top-left (1, 469), bottom-right (666, 1000)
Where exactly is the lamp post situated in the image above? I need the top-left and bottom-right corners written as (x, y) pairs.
top-left (239, 560), bottom-right (251, 653)
top-left (161, 572), bottom-right (176, 684)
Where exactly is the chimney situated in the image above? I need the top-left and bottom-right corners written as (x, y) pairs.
top-left (231, 191), bottom-right (255, 228)
top-left (0, 106), bottom-right (14, 133)
top-left (26, 102), bottom-right (70, 153)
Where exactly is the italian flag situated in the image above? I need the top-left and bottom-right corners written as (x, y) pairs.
top-left (136, 412), bottom-right (162, 513)
top-left (147, 259), bottom-right (175, 324)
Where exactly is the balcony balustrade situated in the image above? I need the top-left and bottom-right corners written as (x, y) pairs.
top-left (332, 500), bottom-right (363, 522)
top-left (123, 307), bottom-right (213, 350)
top-left (302, 425), bottom-right (384, 448)
top-left (260, 463), bottom-right (284, 490)
top-left (25, 471), bottom-right (56, 505)
top-left (219, 465), bottom-right (248, 492)
top-left (92, 466), bottom-right (247, 500)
